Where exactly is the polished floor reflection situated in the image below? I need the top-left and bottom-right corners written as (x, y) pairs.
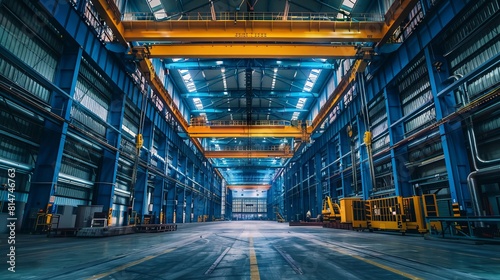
top-left (4, 221), bottom-right (500, 279)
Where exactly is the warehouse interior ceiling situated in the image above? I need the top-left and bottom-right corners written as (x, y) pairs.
top-left (94, 0), bottom-right (410, 187)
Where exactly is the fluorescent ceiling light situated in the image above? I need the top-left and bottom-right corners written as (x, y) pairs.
top-left (342, 0), bottom-right (356, 8)
top-left (149, 0), bottom-right (161, 8)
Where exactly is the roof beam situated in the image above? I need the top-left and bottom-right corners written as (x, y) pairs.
top-left (378, 0), bottom-right (419, 47)
top-left (133, 48), bottom-right (205, 153)
top-left (190, 108), bottom-right (309, 113)
top-left (205, 150), bottom-right (293, 158)
top-left (311, 53), bottom-right (369, 132)
top-left (122, 20), bottom-right (385, 43)
top-left (91, 1), bottom-right (206, 156)
top-left (145, 44), bottom-right (359, 59)
top-left (92, 0), bottom-right (127, 46)
top-left (188, 125), bottom-right (310, 138)
top-left (164, 61), bottom-right (335, 70)
top-left (182, 91), bottom-right (319, 98)
top-left (227, 185), bottom-right (271, 190)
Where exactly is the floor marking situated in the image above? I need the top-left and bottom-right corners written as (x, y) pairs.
top-left (205, 247), bottom-right (231, 275)
top-left (350, 255), bottom-right (423, 280)
top-left (249, 235), bottom-right (261, 280)
top-left (306, 236), bottom-right (422, 280)
top-left (273, 245), bottom-right (303, 275)
top-left (86, 248), bottom-right (175, 279)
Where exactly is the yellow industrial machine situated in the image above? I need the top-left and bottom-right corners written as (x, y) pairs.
top-left (365, 194), bottom-right (441, 234)
top-left (323, 194), bottom-right (440, 234)
top-left (322, 196), bottom-right (341, 221)
top-left (340, 197), bottom-right (367, 229)
top-left (366, 196), bottom-right (406, 232)
top-left (323, 196), bottom-right (366, 230)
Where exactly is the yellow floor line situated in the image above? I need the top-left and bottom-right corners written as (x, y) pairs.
top-left (350, 255), bottom-right (423, 280)
top-left (249, 235), bottom-right (261, 280)
top-left (307, 237), bottom-right (422, 280)
top-left (87, 248), bottom-right (175, 280)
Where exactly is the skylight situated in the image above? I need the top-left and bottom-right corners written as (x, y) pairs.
top-left (303, 69), bottom-right (321, 92)
top-left (149, 0), bottom-right (161, 7)
top-left (296, 98), bottom-right (307, 109)
top-left (147, 0), bottom-right (167, 20)
top-left (193, 98), bottom-right (203, 110)
top-left (221, 67), bottom-right (228, 90)
top-left (179, 69), bottom-right (197, 92)
top-left (292, 69), bottom-right (321, 120)
top-left (271, 68), bottom-right (278, 89)
top-left (342, 0), bottom-right (356, 9)
top-left (154, 9), bottom-right (167, 20)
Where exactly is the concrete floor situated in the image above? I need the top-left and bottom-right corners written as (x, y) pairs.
top-left (2, 221), bottom-right (500, 279)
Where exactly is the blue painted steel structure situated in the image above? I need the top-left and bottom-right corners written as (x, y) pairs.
top-left (26, 46), bottom-right (82, 221)
top-left (277, 0), bottom-right (500, 221)
top-left (0, 0), bottom-right (224, 229)
top-left (1, 0), bottom-right (499, 227)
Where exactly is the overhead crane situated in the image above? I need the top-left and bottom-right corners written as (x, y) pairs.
top-left (93, 0), bottom-right (423, 161)
top-left (121, 19), bottom-right (386, 43)
top-left (204, 150), bottom-right (292, 159)
top-left (227, 185), bottom-right (271, 190)
top-left (144, 44), bottom-right (360, 59)
top-left (187, 124), bottom-right (310, 139)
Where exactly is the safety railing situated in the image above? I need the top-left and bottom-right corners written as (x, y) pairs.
top-left (122, 12), bottom-right (384, 22)
top-left (427, 216), bottom-right (500, 243)
top-left (207, 144), bottom-right (290, 152)
top-left (190, 119), bottom-right (308, 127)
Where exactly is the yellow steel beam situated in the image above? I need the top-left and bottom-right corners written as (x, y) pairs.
top-left (204, 150), bottom-right (293, 158)
top-left (136, 52), bottom-right (190, 132)
top-left (187, 125), bottom-right (311, 138)
top-left (122, 20), bottom-right (385, 43)
top-left (93, 0), bottom-right (127, 46)
top-left (311, 55), bottom-right (368, 132)
top-left (92, 3), bottom-right (207, 156)
top-left (228, 185), bottom-right (271, 190)
top-left (309, 1), bottom-right (418, 131)
top-left (135, 50), bottom-right (205, 154)
top-left (145, 44), bottom-right (358, 59)
top-left (379, 0), bottom-right (420, 46)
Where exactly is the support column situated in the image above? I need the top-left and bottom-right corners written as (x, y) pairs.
top-left (165, 184), bottom-right (176, 223)
top-left (185, 190), bottom-right (193, 223)
top-left (152, 178), bottom-right (164, 224)
top-left (132, 119), bottom-right (153, 221)
top-left (357, 115), bottom-right (372, 196)
top-left (339, 126), bottom-right (353, 198)
top-left (425, 47), bottom-right (472, 213)
top-left (95, 91), bottom-right (125, 226)
top-left (385, 87), bottom-right (410, 197)
top-left (152, 133), bottom-right (166, 224)
top-left (208, 171), bottom-right (215, 221)
top-left (299, 165), bottom-right (304, 221)
top-left (25, 47), bottom-right (82, 230)
top-left (314, 153), bottom-right (323, 217)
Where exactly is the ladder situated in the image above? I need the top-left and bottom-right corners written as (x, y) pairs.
top-left (364, 201), bottom-right (372, 231)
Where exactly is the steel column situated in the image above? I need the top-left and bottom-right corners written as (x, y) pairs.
top-left (314, 153), bottom-right (323, 216)
top-left (425, 46), bottom-right (472, 213)
top-left (357, 115), bottom-right (373, 197)
top-left (25, 47), bottom-right (82, 229)
top-left (165, 186), bottom-right (175, 224)
top-left (384, 86), bottom-right (410, 197)
top-left (94, 90), bottom-right (126, 226)
top-left (132, 119), bottom-right (153, 220)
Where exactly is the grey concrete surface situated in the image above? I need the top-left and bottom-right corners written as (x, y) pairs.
top-left (1, 221), bottom-right (499, 279)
